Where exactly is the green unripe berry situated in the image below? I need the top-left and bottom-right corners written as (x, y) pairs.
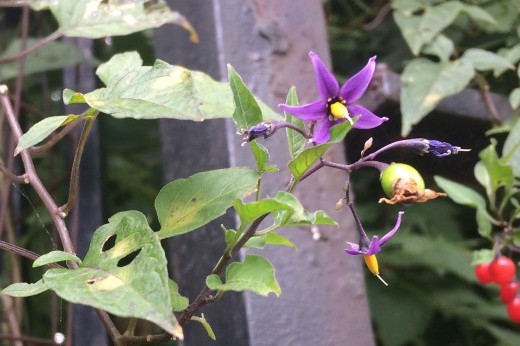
top-left (380, 163), bottom-right (425, 197)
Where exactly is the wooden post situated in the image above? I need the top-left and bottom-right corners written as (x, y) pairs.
top-left (154, 1), bottom-right (375, 345)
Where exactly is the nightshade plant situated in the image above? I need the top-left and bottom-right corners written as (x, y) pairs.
top-left (0, 1), bottom-right (470, 345)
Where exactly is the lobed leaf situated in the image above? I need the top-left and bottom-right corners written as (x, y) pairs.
top-left (168, 279), bottom-right (189, 312)
top-left (81, 59), bottom-right (277, 121)
top-left (156, 168), bottom-right (259, 239)
top-left (206, 255), bottom-right (281, 297)
top-left (42, 211), bottom-right (182, 339)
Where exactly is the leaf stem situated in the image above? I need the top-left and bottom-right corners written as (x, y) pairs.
top-left (0, 239), bottom-right (63, 268)
top-left (474, 72), bottom-right (501, 124)
top-left (29, 117), bottom-right (83, 154)
top-left (59, 113), bottom-right (98, 215)
top-left (0, 162), bottom-right (28, 184)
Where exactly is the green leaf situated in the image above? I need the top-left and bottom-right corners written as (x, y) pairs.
top-left (509, 87), bottom-right (520, 109)
top-left (234, 192), bottom-right (296, 227)
top-left (471, 249), bottom-right (494, 266)
top-left (288, 121), bottom-right (351, 181)
top-left (191, 314), bottom-right (216, 341)
top-left (33, 250), bottom-right (82, 268)
top-left (422, 34), bottom-right (454, 62)
top-left (263, 232), bottom-right (297, 249)
top-left (224, 230), bottom-right (296, 250)
top-left (502, 118), bottom-right (520, 177)
top-left (0, 39), bottom-right (88, 82)
top-left (419, 2), bottom-right (462, 46)
top-left (41, 0), bottom-right (198, 41)
top-left (42, 211), bottom-right (182, 339)
top-left (15, 115), bottom-right (81, 155)
top-left (249, 141), bottom-right (278, 174)
top-left (82, 60), bottom-right (277, 121)
top-left (228, 64), bottom-right (263, 130)
top-left (479, 140), bottom-right (514, 191)
top-left (434, 176), bottom-right (486, 210)
top-left (460, 4), bottom-right (496, 25)
top-left (206, 255), bottom-right (281, 297)
top-left (460, 48), bottom-right (514, 75)
top-left (400, 58), bottom-right (474, 136)
top-left (168, 279), bottom-right (189, 312)
top-left (284, 87), bottom-right (306, 158)
top-left (63, 89), bottom-right (86, 104)
top-left (96, 51), bottom-right (143, 86)
top-left (1, 280), bottom-right (48, 297)
top-left (156, 168), bottom-right (259, 239)
top-left (270, 192), bottom-right (336, 228)
top-left (476, 206), bottom-right (493, 238)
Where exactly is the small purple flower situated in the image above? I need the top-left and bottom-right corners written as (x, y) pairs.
top-left (345, 211), bottom-right (404, 256)
top-left (279, 52), bottom-right (388, 144)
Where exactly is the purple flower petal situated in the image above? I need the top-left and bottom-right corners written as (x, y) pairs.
top-left (313, 118), bottom-right (333, 144)
top-left (348, 104), bottom-right (388, 129)
top-left (379, 211), bottom-right (404, 246)
top-left (345, 242), bottom-right (363, 255)
top-left (278, 100), bottom-right (327, 121)
top-left (367, 236), bottom-right (381, 255)
top-left (339, 56), bottom-right (376, 104)
top-left (309, 51), bottom-right (339, 99)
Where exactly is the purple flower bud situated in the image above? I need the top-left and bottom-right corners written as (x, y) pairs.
top-left (426, 140), bottom-right (468, 157)
top-left (242, 122), bottom-right (273, 143)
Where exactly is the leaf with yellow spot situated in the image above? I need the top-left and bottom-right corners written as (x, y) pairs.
top-left (156, 168), bottom-right (259, 239)
top-left (42, 211), bottom-right (183, 339)
top-left (77, 53), bottom-right (278, 121)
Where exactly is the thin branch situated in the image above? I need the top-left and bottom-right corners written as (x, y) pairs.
top-left (1, 295), bottom-right (23, 346)
top-left (0, 0), bottom-right (32, 7)
top-left (0, 334), bottom-right (55, 345)
top-left (59, 114), bottom-right (97, 215)
top-left (0, 85), bottom-right (77, 258)
top-left (474, 73), bottom-right (501, 124)
top-left (0, 162), bottom-right (28, 183)
top-left (30, 118), bottom-right (83, 154)
top-left (0, 30), bottom-right (63, 64)
top-left (0, 239), bottom-right (63, 268)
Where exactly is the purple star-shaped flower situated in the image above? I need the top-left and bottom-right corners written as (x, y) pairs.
top-left (279, 51), bottom-right (388, 144)
top-left (345, 211), bottom-right (404, 256)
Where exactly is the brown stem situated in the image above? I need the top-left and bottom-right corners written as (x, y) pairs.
top-left (1, 295), bottom-right (23, 346)
top-left (0, 239), bottom-right (63, 268)
top-left (0, 162), bottom-right (28, 183)
top-left (0, 334), bottom-right (55, 345)
top-left (59, 114), bottom-right (97, 215)
top-left (474, 73), bottom-right (501, 124)
top-left (0, 0), bottom-right (32, 7)
top-left (0, 30), bottom-right (63, 64)
top-left (0, 85), bottom-right (76, 258)
top-left (30, 118), bottom-right (83, 155)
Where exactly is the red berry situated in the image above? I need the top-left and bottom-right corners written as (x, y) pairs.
top-left (507, 297), bottom-right (520, 323)
top-left (500, 281), bottom-right (520, 303)
top-left (475, 263), bottom-right (493, 284)
top-left (489, 257), bottom-right (516, 285)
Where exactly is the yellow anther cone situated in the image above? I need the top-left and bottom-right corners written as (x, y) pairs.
top-left (330, 102), bottom-right (353, 124)
top-left (363, 254), bottom-right (388, 286)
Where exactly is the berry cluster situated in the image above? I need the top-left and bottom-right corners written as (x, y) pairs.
top-left (475, 257), bottom-right (520, 322)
